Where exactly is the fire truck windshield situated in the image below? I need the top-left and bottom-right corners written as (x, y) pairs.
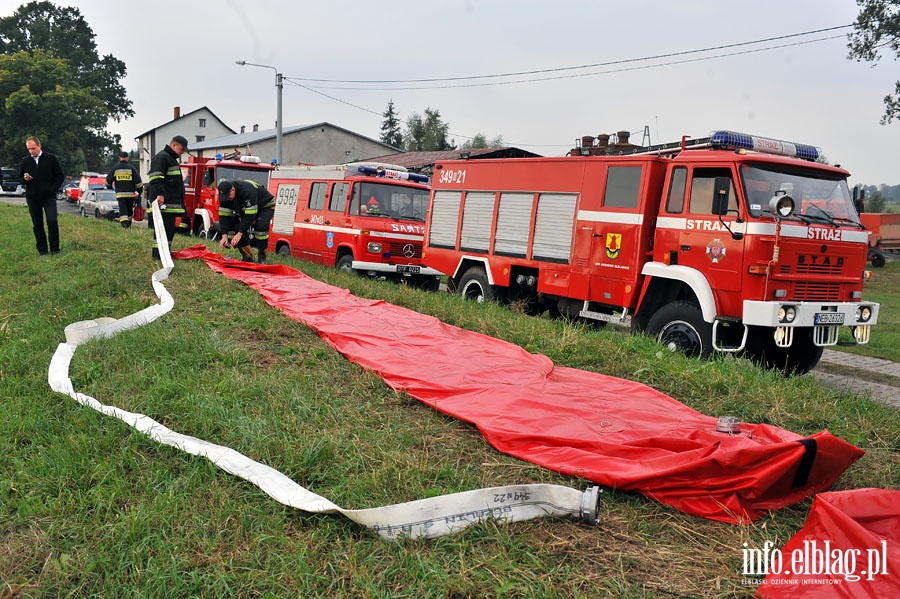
top-left (741, 164), bottom-right (859, 224)
top-left (211, 166), bottom-right (271, 189)
top-left (352, 181), bottom-right (430, 221)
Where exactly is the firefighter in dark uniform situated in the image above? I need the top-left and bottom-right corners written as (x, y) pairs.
top-left (106, 150), bottom-right (143, 228)
top-left (216, 179), bottom-right (275, 264)
top-left (147, 135), bottom-right (188, 259)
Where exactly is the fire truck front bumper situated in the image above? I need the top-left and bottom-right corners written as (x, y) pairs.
top-left (742, 300), bottom-right (880, 346)
top-left (351, 261), bottom-right (444, 277)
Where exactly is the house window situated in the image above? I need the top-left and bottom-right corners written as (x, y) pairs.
top-left (199, 118), bottom-right (207, 128)
top-left (195, 136), bottom-right (205, 143)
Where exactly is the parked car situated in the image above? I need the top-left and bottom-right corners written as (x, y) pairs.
top-left (63, 180), bottom-right (80, 202)
top-left (1, 166), bottom-right (24, 196)
top-left (79, 189), bottom-right (120, 220)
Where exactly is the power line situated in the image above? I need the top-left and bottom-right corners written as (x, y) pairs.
top-left (281, 26), bottom-right (852, 149)
top-left (288, 25), bottom-right (852, 85)
top-left (285, 35), bottom-right (846, 92)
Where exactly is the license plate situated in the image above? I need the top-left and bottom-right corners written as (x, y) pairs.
top-left (815, 312), bottom-right (844, 325)
top-left (396, 265), bottom-right (420, 274)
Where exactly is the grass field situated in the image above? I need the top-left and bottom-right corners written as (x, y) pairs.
top-left (1, 204), bottom-right (897, 598)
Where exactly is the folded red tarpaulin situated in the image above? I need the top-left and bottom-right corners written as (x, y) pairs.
top-left (757, 489), bottom-right (899, 598)
top-left (174, 245), bottom-right (864, 524)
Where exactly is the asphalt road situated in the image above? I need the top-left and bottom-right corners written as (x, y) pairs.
top-left (1, 193), bottom-right (147, 226)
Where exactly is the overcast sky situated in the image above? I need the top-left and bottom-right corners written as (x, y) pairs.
top-left (2, 0), bottom-right (897, 185)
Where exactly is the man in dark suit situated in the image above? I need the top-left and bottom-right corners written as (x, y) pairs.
top-left (20, 136), bottom-right (66, 255)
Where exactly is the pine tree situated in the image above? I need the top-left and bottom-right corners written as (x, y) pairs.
top-left (380, 100), bottom-right (404, 148)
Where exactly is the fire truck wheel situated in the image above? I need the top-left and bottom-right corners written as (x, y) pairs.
top-left (646, 301), bottom-right (712, 359)
top-left (336, 254), bottom-right (355, 273)
top-left (743, 327), bottom-right (824, 375)
top-left (276, 245), bottom-right (291, 257)
top-left (459, 267), bottom-right (499, 303)
top-left (870, 250), bottom-right (886, 268)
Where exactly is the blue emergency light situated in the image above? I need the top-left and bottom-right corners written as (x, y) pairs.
top-left (357, 165), bottom-right (430, 184)
top-left (709, 130), bottom-right (820, 161)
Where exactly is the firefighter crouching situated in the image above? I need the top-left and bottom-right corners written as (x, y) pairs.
top-left (106, 150), bottom-right (143, 229)
top-left (217, 179), bottom-right (275, 264)
top-left (147, 135), bottom-right (188, 259)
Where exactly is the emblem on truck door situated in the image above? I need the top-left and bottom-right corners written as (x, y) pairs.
top-left (706, 238), bottom-right (727, 263)
top-left (605, 233), bottom-right (622, 260)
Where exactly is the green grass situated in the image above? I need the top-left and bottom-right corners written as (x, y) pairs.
top-left (836, 259), bottom-right (900, 362)
top-left (1, 204), bottom-right (897, 598)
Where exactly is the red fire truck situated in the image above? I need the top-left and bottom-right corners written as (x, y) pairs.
top-left (423, 130), bottom-right (879, 374)
top-left (178, 154), bottom-right (275, 238)
top-left (268, 163), bottom-right (443, 289)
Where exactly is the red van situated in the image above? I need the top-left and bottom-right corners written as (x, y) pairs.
top-left (268, 163), bottom-right (442, 289)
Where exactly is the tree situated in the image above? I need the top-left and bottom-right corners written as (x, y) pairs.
top-left (847, 0), bottom-right (900, 124)
top-left (0, 1), bottom-right (132, 170)
top-left (461, 133), bottom-right (505, 150)
top-left (0, 50), bottom-right (107, 174)
top-left (403, 108), bottom-right (455, 151)
top-left (380, 99), bottom-right (404, 148)
top-left (866, 189), bottom-right (888, 212)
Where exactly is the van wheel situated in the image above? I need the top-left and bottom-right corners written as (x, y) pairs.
top-left (276, 244), bottom-right (291, 257)
top-left (412, 275), bottom-right (441, 292)
top-left (79, 206), bottom-right (86, 217)
top-left (646, 301), bottom-right (712, 358)
top-left (336, 254), bottom-right (354, 273)
top-left (458, 267), bottom-right (499, 303)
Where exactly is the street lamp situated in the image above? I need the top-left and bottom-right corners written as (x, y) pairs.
top-left (235, 60), bottom-right (283, 166)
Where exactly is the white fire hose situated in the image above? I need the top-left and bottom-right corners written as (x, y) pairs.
top-left (46, 201), bottom-right (600, 539)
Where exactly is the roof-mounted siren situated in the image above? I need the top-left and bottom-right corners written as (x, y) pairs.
top-left (708, 130), bottom-right (821, 161)
top-left (357, 165), bottom-right (429, 184)
top-left (239, 155), bottom-right (262, 164)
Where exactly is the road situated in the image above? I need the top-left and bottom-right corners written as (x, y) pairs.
top-left (1, 193), bottom-right (147, 226)
top-left (813, 349), bottom-right (900, 409)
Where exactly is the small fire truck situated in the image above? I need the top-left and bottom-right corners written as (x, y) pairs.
top-left (423, 129), bottom-right (879, 374)
top-left (177, 154), bottom-right (275, 238)
top-left (268, 163), bottom-right (443, 290)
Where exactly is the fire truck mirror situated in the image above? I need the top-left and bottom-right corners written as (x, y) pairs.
top-left (712, 176), bottom-right (731, 215)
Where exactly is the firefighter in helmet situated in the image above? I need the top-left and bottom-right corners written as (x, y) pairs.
top-left (217, 179), bottom-right (276, 264)
top-left (106, 150), bottom-right (143, 229)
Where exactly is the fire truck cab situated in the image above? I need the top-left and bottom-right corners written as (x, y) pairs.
top-left (423, 130), bottom-right (879, 374)
top-left (268, 163), bottom-right (442, 289)
top-left (179, 154), bottom-right (275, 238)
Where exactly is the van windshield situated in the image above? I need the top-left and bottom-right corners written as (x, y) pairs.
top-left (352, 182), bottom-right (430, 221)
top-left (741, 164), bottom-right (859, 223)
top-left (212, 166), bottom-right (271, 189)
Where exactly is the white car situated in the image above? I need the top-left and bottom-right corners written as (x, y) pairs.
top-left (79, 189), bottom-right (120, 220)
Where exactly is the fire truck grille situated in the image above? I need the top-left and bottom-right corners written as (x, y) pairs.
top-left (779, 263), bottom-right (843, 276)
top-left (388, 242), bottom-right (422, 260)
top-left (791, 282), bottom-right (842, 301)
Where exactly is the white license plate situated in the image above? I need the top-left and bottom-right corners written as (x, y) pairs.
top-left (815, 312), bottom-right (844, 325)
top-left (396, 265), bottom-right (420, 274)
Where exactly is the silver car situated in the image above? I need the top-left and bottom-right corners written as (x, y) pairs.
top-left (79, 189), bottom-right (120, 220)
